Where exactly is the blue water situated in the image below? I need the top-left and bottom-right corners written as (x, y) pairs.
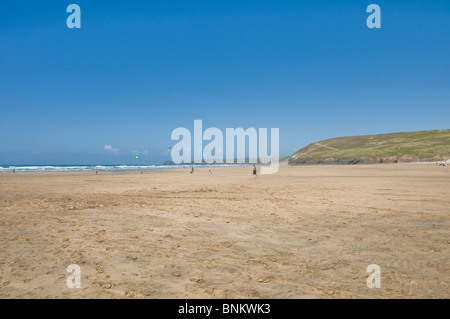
top-left (0, 163), bottom-right (242, 173)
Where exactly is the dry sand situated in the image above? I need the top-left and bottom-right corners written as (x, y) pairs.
top-left (0, 164), bottom-right (449, 298)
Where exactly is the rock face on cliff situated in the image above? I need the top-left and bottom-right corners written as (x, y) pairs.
top-left (289, 129), bottom-right (450, 165)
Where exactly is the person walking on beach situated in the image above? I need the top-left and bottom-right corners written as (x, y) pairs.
top-left (252, 165), bottom-right (257, 175)
top-left (13, 168), bottom-right (15, 173)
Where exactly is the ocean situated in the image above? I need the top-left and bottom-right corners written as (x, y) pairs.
top-left (0, 163), bottom-right (244, 173)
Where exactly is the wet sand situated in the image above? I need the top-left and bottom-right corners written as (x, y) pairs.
top-left (0, 164), bottom-right (449, 298)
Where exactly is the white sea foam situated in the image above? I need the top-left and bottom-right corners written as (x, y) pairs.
top-left (0, 163), bottom-right (241, 172)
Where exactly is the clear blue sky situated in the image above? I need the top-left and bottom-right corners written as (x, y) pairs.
top-left (1, 0), bottom-right (449, 165)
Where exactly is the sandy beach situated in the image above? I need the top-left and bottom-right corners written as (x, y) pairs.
top-left (0, 164), bottom-right (448, 298)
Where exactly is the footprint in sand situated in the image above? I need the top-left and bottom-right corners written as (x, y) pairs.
top-left (100, 282), bottom-right (112, 289)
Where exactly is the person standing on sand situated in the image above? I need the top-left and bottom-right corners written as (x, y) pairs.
top-left (13, 168), bottom-right (15, 173)
top-left (253, 165), bottom-right (257, 175)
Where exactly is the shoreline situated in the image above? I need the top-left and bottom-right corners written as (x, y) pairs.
top-left (0, 161), bottom-right (447, 175)
top-left (0, 163), bottom-right (257, 174)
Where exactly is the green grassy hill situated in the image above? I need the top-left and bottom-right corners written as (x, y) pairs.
top-left (289, 129), bottom-right (450, 165)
